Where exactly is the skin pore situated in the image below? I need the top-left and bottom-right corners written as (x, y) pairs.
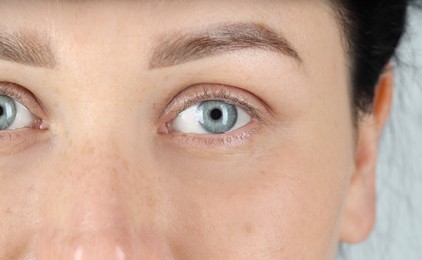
top-left (0, 1), bottom-right (393, 259)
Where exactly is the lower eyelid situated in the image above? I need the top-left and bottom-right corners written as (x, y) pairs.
top-left (163, 119), bottom-right (261, 150)
top-left (0, 129), bottom-right (48, 154)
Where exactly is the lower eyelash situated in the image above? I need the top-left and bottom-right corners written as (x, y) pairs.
top-left (0, 128), bottom-right (46, 153)
top-left (169, 121), bottom-right (259, 149)
top-left (159, 84), bottom-right (273, 147)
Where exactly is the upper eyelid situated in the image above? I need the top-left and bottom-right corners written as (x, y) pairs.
top-left (162, 84), bottom-right (269, 121)
top-left (0, 81), bottom-right (47, 119)
top-left (177, 89), bottom-right (262, 119)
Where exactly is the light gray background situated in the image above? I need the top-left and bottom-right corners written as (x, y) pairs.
top-left (338, 6), bottom-right (422, 260)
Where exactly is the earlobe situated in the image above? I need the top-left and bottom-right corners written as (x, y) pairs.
top-left (340, 64), bottom-right (394, 244)
top-left (340, 120), bottom-right (377, 243)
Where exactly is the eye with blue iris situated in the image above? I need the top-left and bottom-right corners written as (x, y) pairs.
top-left (0, 95), bottom-right (38, 130)
top-left (171, 100), bottom-right (252, 134)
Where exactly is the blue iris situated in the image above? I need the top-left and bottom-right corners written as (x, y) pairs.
top-left (197, 100), bottom-right (238, 134)
top-left (0, 95), bottom-right (17, 130)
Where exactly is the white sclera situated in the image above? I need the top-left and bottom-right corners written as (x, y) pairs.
top-left (171, 103), bottom-right (251, 134)
top-left (7, 101), bottom-right (36, 130)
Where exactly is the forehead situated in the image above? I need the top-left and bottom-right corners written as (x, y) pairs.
top-left (0, 1), bottom-right (337, 34)
top-left (0, 0), bottom-right (343, 66)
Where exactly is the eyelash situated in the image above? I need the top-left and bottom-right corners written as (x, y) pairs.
top-left (161, 85), bottom-right (267, 148)
top-left (0, 82), bottom-right (46, 121)
top-left (0, 82), bottom-right (266, 150)
top-left (0, 82), bottom-right (47, 147)
top-left (176, 88), bottom-right (263, 121)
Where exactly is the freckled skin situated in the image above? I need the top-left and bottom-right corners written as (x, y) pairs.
top-left (0, 1), bottom-right (391, 259)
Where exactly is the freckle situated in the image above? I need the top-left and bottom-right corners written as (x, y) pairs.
top-left (81, 141), bottom-right (94, 154)
top-left (146, 195), bottom-right (156, 209)
top-left (52, 87), bottom-right (61, 95)
top-left (244, 222), bottom-right (254, 235)
top-left (112, 167), bottom-right (118, 176)
top-left (4, 207), bottom-right (12, 215)
top-left (260, 170), bottom-right (267, 176)
top-left (121, 159), bottom-right (129, 172)
top-left (112, 139), bottom-right (119, 151)
top-left (27, 185), bottom-right (35, 192)
top-left (68, 139), bottom-right (74, 148)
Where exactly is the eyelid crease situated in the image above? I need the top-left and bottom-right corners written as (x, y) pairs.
top-left (177, 88), bottom-right (263, 122)
top-left (158, 84), bottom-right (276, 150)
top-left (0, 81), bottom-right (48, 122)
top-left (161, 84), bottom-right (274, 125)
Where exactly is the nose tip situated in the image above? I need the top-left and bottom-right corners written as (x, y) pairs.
top-left (72, 244), bottom-right (127, 260)
top-left (36, 228), bottom-right (175, 260)
top-left (36, 229), bottom-right (132, 260)
top-left (35, 173), bottom-right (174, 260)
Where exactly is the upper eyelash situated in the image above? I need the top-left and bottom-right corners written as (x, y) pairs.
top-left (0, 83), bottom-right (26, 101)
top-left (0, 82), bottom-right (48, 127)
top-left (176, 87), bottom-right (263, 121)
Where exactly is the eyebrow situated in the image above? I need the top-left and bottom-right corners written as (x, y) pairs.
top-left (149, 23), bottom-right (301, 69)
top-left (0, 31), bottom-right (56, 68)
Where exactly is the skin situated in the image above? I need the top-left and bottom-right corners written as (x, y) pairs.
top-left (0, 1), bottom-right (393, 259)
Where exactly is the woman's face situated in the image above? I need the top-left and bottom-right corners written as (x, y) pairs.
top-left (0, 1), bottom-right (384, 259)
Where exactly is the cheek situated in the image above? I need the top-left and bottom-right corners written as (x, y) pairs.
top-left (155, 128), bottom-right (353, 259)
top-left (0, 143), bottom-right (50, 258)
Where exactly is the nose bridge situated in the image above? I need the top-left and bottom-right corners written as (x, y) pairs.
top-left (36, 136), bottom-right (173, 259)
top-left (66, 138), bottom-right (129, 229)
top-left (43, 136), bottom-right (133, 258)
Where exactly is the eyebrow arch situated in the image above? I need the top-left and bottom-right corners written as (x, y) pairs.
top-left (149, 22), bottom-right (301, 69)
top-left (0, 31), bottom-right (56, 68)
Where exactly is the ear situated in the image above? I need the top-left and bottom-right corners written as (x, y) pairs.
top-left (340, 64), bottom-right (394, 243)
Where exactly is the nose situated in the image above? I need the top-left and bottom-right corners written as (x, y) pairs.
top-left (35, 135), bottom-right (175, 260)
top-left (37, 229), bottom-right (174, 260)
top-left (37, 233), bottom-right (174, 260)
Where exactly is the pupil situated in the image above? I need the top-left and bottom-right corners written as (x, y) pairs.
top-left (0, 106), bottom-right (3, 117)
top-left (210, 108), bottom-right (222, 121)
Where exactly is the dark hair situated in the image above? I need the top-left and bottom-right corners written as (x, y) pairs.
top-left (334, 0), bottom-right (412, 114)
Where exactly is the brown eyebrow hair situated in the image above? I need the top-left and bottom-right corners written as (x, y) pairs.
top-left (0, 23), bottom-right (299, 70)
top-left (149, 22), bottom-right (301, 69)
top-left (0, 31), bottom-right (56, 68)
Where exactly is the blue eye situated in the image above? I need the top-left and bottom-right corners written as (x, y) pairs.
top-left (0, 95), bottom-right (37, 130)
top-left (171, 100), bottom-right (252, 134)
